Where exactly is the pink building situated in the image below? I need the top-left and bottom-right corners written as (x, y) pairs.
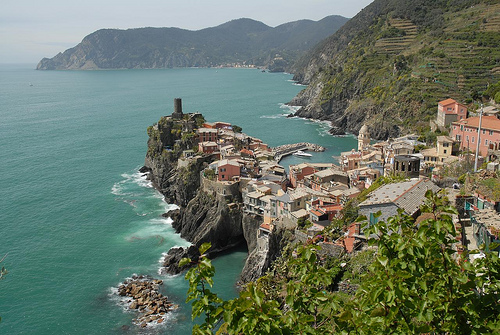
top-left (437, 98), bottom-right (468, 128)
top-left (451, 115), bottom-right (500, 156)
top-left (289, 164), bottom-right (316, 188)
top-left (198, 141), bottom-right (218, 154)
top-left (217, 159), bottom-right (241, 182)
top-left (197, 128), bottom-right (218, 143)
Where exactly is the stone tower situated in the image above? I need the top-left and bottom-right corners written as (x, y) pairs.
top-left (171, 98), bottom-right (183, 119)
top-left (358, 124), bottom-right (370, 151)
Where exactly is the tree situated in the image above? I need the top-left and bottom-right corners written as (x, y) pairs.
top-left (182, 191), bottom-right (500, 334)
top-left (339, 190), bottom-right (500, 334)
top-left (231, 125), bottom-right (242, 133)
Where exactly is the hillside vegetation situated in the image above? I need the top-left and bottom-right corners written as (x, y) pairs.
top-left (291, 0), bottom-right (500, 139)
top-left (36, 16), bottom-right (348, 71)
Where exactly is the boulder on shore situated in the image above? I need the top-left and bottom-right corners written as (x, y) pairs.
top-left (116, 274), bottom-right (176, 328)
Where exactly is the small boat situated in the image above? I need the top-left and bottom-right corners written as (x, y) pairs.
top-left (293, 150), bottom-right (312, 157)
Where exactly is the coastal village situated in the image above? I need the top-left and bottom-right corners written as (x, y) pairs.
top-left (164, 98), bottom-right (500, 257)
top-left (132, 96), bottom-right (500, 327)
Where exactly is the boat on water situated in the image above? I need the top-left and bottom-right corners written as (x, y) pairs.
top-left (293, 150), bottom-right (312, 157)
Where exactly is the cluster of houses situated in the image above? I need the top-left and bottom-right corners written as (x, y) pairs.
top-left (170, 97), bottom-right (500, 256)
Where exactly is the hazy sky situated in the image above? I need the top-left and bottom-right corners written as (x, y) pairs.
top-left (1, 0), bottom-right (373, 64)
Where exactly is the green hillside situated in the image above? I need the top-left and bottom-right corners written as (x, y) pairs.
top-left (291, 0), bottom-right (500, 139)
top-left (36, 16), bottom-right (348, 71)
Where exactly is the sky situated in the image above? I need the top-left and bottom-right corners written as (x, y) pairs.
top-left (1, 0), bottom-right (373, 64)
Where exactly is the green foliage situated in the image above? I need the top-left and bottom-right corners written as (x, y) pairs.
top-left (339, 190), bottom-right (500, 334)
top-left (231, 125), bottom-right (242, 133)
top-left (413, 143), bottom-right (427, 153)
top-left (203, 169), bottom-right (216, 181)
top-left (181, 243), bottom-right (224, 334)
top-left (297, 218), bottom-right (312, 230)
top-left (302, 0), bottom-right (500, 136)
top-left (340, 249), bottom-right (376, 285)
top-left (184, 191), bottom-right (500, 334)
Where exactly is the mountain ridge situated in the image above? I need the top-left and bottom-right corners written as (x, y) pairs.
top-left (36, 16), bottom-right (348, 71)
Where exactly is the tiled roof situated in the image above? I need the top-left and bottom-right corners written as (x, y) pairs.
top-left (310, 208), bottom-right (326, 216)
top-left (218, 159), bottom-right (240, 167)
top-left (394, 180), bottom-right (440, 215)
top-left (453, 115), bottom-right (500, 132)
top-left (437, 135), bottom-right (454, 143)
top-left (246, 191), bottom-right (264, 199)
top-left (275, 193), bottom-right (291, 203)
top-left (439, 98), bottom-right (457, 106)
top-left (360, 179), bottom-right (440, 215)
top-left (314, 168), bottom-right (347, 178)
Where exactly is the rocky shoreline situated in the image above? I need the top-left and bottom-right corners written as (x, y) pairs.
top-left (117, 275), bottom-right (177, 328)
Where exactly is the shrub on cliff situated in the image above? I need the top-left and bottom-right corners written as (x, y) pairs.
top-left (182, 191), bottom-right (500, 334)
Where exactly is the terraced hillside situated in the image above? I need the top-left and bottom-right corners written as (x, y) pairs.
top-left (374, 18), bottom-right (418, 55)
top-left (291, 0), bottom-right (500, 139)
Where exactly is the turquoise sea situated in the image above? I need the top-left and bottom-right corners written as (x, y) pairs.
top-left (0, 64), bottom-right (356, 334)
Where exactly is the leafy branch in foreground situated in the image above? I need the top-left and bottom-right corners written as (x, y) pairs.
top-left (180, 243), bottom-right (223, 334)
top-left (183, 191), bottom-right (500, 334)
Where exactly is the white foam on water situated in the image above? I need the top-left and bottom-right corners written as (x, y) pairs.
top-left (260, 114), bottom-right (283, 119)
top-left (125, 216), bottom-right (191, 249)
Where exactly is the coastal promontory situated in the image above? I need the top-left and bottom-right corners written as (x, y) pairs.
top-left (141, 99), bottom-right (291, 278)
top-left (36, 16), bottom-right (348, 71)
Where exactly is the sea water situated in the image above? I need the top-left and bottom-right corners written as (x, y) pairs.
top-left (0, 64), bottom-right (356, 334)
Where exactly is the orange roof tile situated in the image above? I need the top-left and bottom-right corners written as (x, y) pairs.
top-left (453, 115), bottom-right (500, 132)
top-left (438, 98), bottom-right (457, 106)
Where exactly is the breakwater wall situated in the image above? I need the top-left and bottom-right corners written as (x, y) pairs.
top-left (272, 142), bottom-right (325, 162)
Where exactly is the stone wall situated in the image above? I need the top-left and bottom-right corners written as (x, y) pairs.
top-left (200, 172), bottom-right (241, 199)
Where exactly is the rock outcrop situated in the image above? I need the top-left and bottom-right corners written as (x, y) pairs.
top-left (117, 275), bottom-right (177, 328)
top-left (240, 224), bottom-right (294, 284)
top-left (142, 111), bottom-right (248, 275)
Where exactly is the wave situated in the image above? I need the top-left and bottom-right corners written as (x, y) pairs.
top-left (260, 114), bottom-right (284, 119)
top-left (279, 103), bottom-right (301, 113)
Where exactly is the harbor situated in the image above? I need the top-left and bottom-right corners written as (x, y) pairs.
top-left (272, 142), bottom-right (325, 162)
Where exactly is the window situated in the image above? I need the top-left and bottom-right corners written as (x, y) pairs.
top-left (490, 130), bottom-right (494, 135)
top-left (466, 135), bottom-right (469, 142)
top-left (444, 149), bottom-right (447, 154)
top-left (472, 137), bottom-right (475, 143)
top-left (461, 125), bottom-right (464, 131)
top-left (221, 175), bottom-right (225, 179)
top-left (485, 139), bottom-right (488, 146)
top-left (482, 129), bottom-right (486, 134)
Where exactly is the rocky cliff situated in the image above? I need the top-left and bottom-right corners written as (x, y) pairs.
top-left (290, 0), bottom-right (500, 139)
top-left (142, 112), bottom-right (245, 255)
top-left (143, 110), bottom-right (273, 279)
